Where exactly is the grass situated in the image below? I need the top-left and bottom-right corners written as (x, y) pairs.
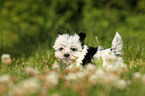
top-left (0, 23), bottom-right (145, 96)
top-left (0, 2), bottom-right (145, 95)
top-left (0, 43), bottom-right (145, 96)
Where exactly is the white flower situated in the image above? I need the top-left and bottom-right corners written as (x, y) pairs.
top-left (85, 64), bottom-right (96, 72)
top-left (114, 79), bottom-right (127, 90)
top-left (94, 69), bottom-right (105, 81)
top-left (133, 72), bottom-right (141, 81)
top-left (121, 64), bottom-right (128, 73)
top-left (75, 71), bottom-right (86, 79)
top-left (65, 73), bottom-right (78, 81)
top-left (1, 54), bottom-right (12, 65)
top-left (24, 66), bottom-right (39, 76)
top-left (45, 72), bottom-right (59, 86)
top-left (52, 62), bottom-right (60, 70)
top-left (94, 69), bottom-right (119, 85)
top-left (14, 77), bottom-right (41, 95)
top-left (0, 74), bottom-right (11, 83)
top-left (102, 73), bottom-right (119, 85)
top-left (95, 68), bottom-right (105, 76)
top-left (89, 74), bottom-right (98, 84)
top-left (126, 80), bottom-right (132, 85)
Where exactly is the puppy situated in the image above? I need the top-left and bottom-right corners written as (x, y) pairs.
top-left (53, 32), bottom-right (123, 70)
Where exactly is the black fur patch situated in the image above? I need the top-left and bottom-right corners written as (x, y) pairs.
top-left (78, 32), bottom-right (86, 47)
top-left (82, 47), bottom-right (98, 66)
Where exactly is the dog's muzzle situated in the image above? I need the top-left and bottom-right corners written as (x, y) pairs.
top-left (64, 53), bottom-right (70, 57)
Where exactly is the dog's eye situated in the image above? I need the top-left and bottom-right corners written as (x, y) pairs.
top-left (71, 48), bottom-right (77, 51)
top-left (59, 47), bottom-right (64, 51)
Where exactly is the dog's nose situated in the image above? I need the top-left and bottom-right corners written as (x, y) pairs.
top-left (64, 54), bottom-right (70, 57)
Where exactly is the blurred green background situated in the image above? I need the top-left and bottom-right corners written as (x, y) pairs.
top-left (0, 0), bottom-right (145, 59)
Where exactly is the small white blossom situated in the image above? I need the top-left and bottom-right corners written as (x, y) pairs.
top-left (1, 54), bottom-right (12, 65)
top-left (126, 80), bottom-right (132, 85)
top-left (114, 79), bottom-right (127, 90)
top-left (75, 71), bottom-right (86, 79)
top-left (95, 69), bottom-right (119, 85)
top-left (65, 73), bottom-right (78, 81)
top-left (14, 77), bottom-right (41, 95)
top-left (24, 66), bottom-right (39, 76)
top-left (95, 69), bottom-right (105, 77)
top-left (103, 73), bottom-right (119, 85)
top-left (85, 64), bottom-right (96, 73)
top-left (121, 64), bottom-right (128, 73)
top-left (52, 62), bottom-right (60, 70)
top-left (46, 72), bottom-right (59, 86)
top-left (0, 74), bottom-right (11, 83)
top-left (89, 74), bottom-right (98, 84)
top-left (132, 72), bottom-right (141, 81)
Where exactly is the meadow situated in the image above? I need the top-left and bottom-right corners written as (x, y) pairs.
top-left (0, 0), bottom-right (145, 96)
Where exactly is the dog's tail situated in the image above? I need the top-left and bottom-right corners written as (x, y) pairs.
top-left (111, 32), bottom-right (123, 55)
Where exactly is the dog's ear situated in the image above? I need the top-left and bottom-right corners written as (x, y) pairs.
top-left (78, 32), bottom-right (86, 45)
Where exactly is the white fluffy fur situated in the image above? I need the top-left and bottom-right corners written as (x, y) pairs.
top-left (53, 34), bottom-right (83, 67)
top-left (93, 32), bottom-right (123, 59)
top-left (53, 32), bottom-right (124, 71)
top-left (93, 32), bottom-right (124, 72)
top-left (76, 45), bottom-right (88, 67)
top-left (111, 32), bottom-right (123, 55)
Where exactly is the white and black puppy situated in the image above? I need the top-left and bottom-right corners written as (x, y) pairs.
top-left (53, 32), bottom-right (123, 69)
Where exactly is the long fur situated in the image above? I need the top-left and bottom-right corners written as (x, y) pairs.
top-left (111, 32), bottom-right (123, 55)
top-left (53, 32), bottom-right (124, 70)
top-left (93, 32), bottom-right (123, 59)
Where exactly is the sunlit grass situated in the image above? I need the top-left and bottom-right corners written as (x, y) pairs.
top-left (0, 47), bottom-right (145, 96)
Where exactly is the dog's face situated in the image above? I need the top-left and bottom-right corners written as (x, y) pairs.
top-left (53, 33), bottom-right (86, 64)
